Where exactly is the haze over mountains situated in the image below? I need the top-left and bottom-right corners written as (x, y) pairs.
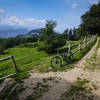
top-left (16, 29), bottom-right (42, 38)
top-left (0, 25), bottom-right (42, 38)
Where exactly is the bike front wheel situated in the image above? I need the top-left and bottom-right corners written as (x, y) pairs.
top-left (50, 56), bottom-right (62, 69)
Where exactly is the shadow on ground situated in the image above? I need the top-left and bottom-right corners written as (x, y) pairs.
top-left (3, 75), bottom-right (100, 100)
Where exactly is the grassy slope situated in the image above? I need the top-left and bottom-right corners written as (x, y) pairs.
top-left (0, 44), bottom-right (53, 78)
top-left (0, 39), bottom-right (96, 82)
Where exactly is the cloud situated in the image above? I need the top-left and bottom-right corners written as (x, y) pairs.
top-left (72, 3), bottom-right (78, 8)
top-left (64, 0), bottom-right (69, 3)
top-left (0, 16), bottom-right (46, 28)
top-left (0, 9), bottom-right (5, 15)
top-left (89, 0), bottom-right (99, 4)
top-left (0, 8), bottom-right (46, 29)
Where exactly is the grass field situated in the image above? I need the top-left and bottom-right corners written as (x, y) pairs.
top-left (0, 43), bottom-right (54, 78)
top-left (0, 39), bottom-right (96, 82)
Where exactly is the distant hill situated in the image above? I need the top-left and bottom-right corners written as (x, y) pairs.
top-left (16, 29), bottom-right (43, 38)
top-left (27, 29), bottom-right (42, 35)
top-left (0, 25), bottom-right (43, 38)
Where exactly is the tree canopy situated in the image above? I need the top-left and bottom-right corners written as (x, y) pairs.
top-left (78, 2), bottom-right (100, 36)
top-left (38, 20), bottom-right (66, 53)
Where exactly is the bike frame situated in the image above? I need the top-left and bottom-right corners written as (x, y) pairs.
top-left (57, 51), bottom-right (72, 62)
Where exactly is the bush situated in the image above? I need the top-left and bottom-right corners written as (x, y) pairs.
top-left (19, 43), bottom-right (34, 48)
top-left (0, 45), bottom-right (4, 54)
top-left (52, 35), bottom-right (66, 48)
top-left (38, 42), bottom-right (53, 53)
top-left (19, 42), bottom-right (39, 48)
top-left (38, 37), bottom-right (66, 53)
top-left (0, 37), bottom-right (38, 51)
top-left (38, 42), bottom-right (46, 51)
top-left (33, 42), bottom-right (39, 47)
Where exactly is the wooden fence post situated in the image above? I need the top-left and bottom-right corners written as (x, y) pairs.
top-left (68, 43), bottom-right (72, 53)
top-left (92, 35), bottom-right (93, 41)
top-left (93, 35), bottom-right (94, 41)
top-left (11, 56), bottom-right (18, 73)
top-left (88, 36), bottom-right (90, 41)
top-left (84, 39), bottom-right (86, 48)
top-left (89, 35), bottom-right (91, 41)
top-left (90, 36), bottom-right (91, 41)
top-left (94, 35), bottom-right (96, 40)
top-left (79, 41), bottom-right (82, 51)
top-left (89, 36), bottom-right (91, 44)
top-left (91, 35), bottom-right (93, 42)
top-left (87, 37), bottom-right (89, 45)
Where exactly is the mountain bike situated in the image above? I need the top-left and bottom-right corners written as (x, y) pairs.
top-left (50, 48), bottom-right (73, 69)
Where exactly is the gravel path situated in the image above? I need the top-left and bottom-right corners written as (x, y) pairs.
top-left (18, 38), bottom-right (100, 100)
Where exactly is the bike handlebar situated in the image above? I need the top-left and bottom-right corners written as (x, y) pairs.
top-left (55, 48), bottom-right (69, 54)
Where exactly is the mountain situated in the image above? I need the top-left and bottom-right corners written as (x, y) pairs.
top-left (16, 29), bottom-right (42, 38)
top-left (27, 29), bottom-right (42, 35)
top-left (0, 24), bottom-right (43, 38)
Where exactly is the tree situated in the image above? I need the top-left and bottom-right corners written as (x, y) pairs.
top-left (64, 29), bottom-right (69, 34)
top-left (72, 27), bottom-right (78, 40)
top-left (39, 20), bottom-right (57, 42)
top-left (38, 20), bottom-right (66, 53)
top-left (69, 29), bottom-right (73, 40)
top-left (78, 2), bottom-right (100, 35)
top-left (63, 28), bottom-right (78, 40)
top-left (0, 45), bottom-right (4, 54)
top-left (63, 29), bottom-right (69, 40)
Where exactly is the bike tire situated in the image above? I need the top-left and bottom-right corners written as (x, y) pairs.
top-left (69, 52), bottom-right (73, 63)
top-left (64, 52), bottom-right (70, 64)
top-left (50, 56), bottom-right (62, 69)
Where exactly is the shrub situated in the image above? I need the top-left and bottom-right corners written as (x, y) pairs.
top-left (38, 38), bottom-right (66, 53)
top-left (38, 42), bottom-right (46, 51)
top-left (33, 42), bottom-right (39, 47)
top-left (38, 42), bottom-right (53, 53)
top-left (0, 45), bottom-right (4, 54)
top-left (19, 43), bottom-right (34, 48)
top-left (52, 36), bottom-right (66, 48)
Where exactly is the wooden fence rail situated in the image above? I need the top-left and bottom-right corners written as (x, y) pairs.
top-left (0, 56), bottom-right (18, 80)
top-left (69, 35), bottom-right (97, 55)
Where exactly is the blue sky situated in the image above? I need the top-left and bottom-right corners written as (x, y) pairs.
top-left (0, 0), bottom-right (99, 32)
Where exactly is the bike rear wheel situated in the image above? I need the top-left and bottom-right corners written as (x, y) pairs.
top-left (68, 52), bottom-right (73, 63)
top-left (65, 52), bottom-right (73, 64)
top-left (51, 56), bottom-right (62, 69)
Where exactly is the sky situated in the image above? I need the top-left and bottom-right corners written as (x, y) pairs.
top-left (0, 0), bottom-right (99, 32)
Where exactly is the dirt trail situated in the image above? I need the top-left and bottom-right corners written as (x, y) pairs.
top-left (18, 38), bottom-right (100, 100)
top-left (77, 37), bottom-right (99, 68)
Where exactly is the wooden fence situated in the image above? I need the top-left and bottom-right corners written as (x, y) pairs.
top-left (68, 35), bottom-right (97, 55)
top-left (0, 56), bottom-right (18, 80)
top-left (0, 35), bottom-right (97, 79)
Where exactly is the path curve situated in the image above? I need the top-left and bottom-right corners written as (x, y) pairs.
top-left (18, 38), bottom-right (100, 100)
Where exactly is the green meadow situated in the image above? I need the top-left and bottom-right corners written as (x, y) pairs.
top-left (0, 39), bottom-right (96, 82)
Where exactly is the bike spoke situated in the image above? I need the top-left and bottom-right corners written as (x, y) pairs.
top-left (51, 56), bottom-right (62, 69)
